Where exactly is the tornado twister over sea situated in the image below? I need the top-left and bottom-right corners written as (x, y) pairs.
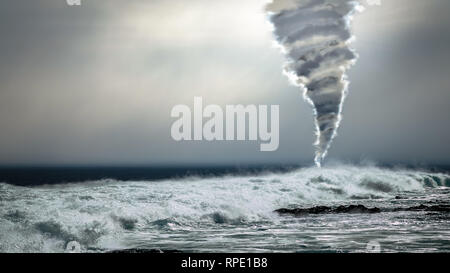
top-left (266, 0), bottom-right (379, 167)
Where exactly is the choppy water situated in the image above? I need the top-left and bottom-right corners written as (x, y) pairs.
top-left (0, 165), bottom-right (449, 253)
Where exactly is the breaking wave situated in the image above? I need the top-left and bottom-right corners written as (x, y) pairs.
top-left (0, 165), bottom-right (449, 252)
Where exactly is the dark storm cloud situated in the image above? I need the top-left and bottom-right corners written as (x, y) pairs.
top-left (0, 0), bottom-right (450, 166)
top-left (331, 0), bottom-right (450, 165)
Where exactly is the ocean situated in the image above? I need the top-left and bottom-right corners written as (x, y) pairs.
top-left (0, 164), bottom-right (449, 253)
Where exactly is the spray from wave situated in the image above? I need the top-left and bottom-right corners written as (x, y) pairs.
top-left (266, 0), bottom-right (380, 167)
top-left (1, 165), bottom-right (448, 252)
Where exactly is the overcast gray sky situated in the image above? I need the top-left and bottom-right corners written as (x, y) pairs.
top-left (0, 0), bottom-right (449, 166)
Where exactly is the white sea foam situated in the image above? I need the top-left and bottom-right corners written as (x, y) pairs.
top-left (0, 165), bottom-right (448, 252)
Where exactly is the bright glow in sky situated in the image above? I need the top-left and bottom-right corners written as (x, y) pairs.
top-left (0, 0), bottom-right (450, 165)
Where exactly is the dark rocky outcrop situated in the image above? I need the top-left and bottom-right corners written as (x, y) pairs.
top-left (275, 205), bottom-right (381, 216)
top-left (401, 204), bottom-right (450, 212)
top-left (275, 204), bottom-right (450, 216)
